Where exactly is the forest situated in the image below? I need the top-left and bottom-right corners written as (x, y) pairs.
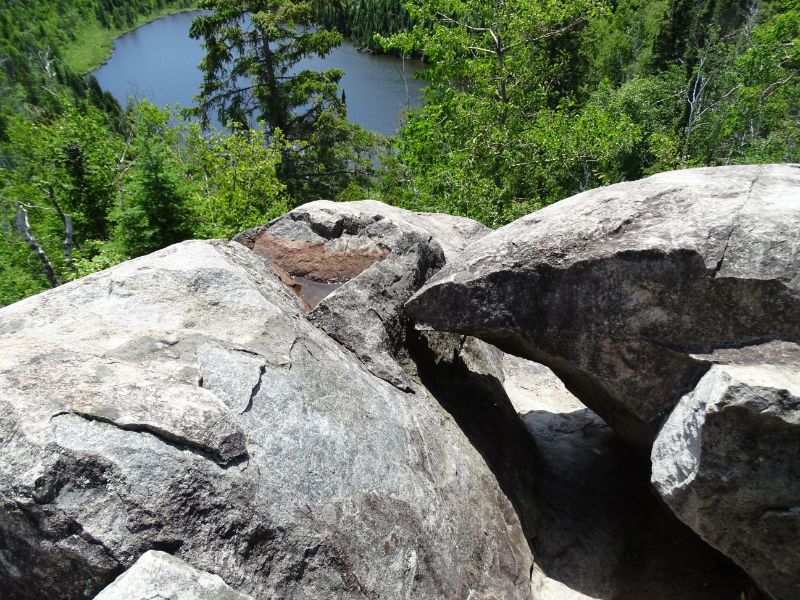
top-left (1, 0), bottom-right (798, 305)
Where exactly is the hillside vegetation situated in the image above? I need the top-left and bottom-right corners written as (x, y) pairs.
top-left (377, 0), bottom-right (800, 225)
top-left (1, 0), bottom-right (798, 306)
top-left (0, 0), bottom-right (287, 305)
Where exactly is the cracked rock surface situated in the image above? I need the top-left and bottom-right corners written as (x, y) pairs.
top-left (406, 164), bottom-right (800, 449)
top-left (236, 200), bottom-right (490, 391)
top-left (404, 165), bottom-right (800, 600)
top-left (0, 239), bottom-right (534, 599)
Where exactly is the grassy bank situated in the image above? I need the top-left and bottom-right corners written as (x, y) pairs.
top-left (63, 3), bottom-right (199, 74)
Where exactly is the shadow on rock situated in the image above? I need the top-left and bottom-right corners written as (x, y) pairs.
top-left (505, 357), bottom-right (763, 600)
top-left (405, 330), bottom-right (542, 558)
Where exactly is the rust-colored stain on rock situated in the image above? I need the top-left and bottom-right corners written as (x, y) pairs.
top-left (248, 232), bottom-right (389, 309)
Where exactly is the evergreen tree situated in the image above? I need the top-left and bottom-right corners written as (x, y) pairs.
top-left (316, 0), bottom-right (412, 49)
top-left (116, 103), bottom-right (194, 257)
top-left (190, 0), bottom-right (378, 201)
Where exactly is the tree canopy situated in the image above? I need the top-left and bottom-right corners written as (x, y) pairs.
top-left (190, 0), bottom-right (379, 200)
top-left (377, 0), bottom-right (800, 226)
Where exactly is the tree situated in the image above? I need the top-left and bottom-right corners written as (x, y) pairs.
top-left (316, 0), bottom-right (413, 49)
top-left (1, 97), bottom-right (123, 290)
top-left (115, 102), bottom-right (195, 257)
top-left (190, 0), bottom-right (378, 201)
top-left (183, 120), bottom-right (288, 239)
top-left (380, 0), bottom-right (613, 226)
top-left (702, 1), bottom-right (800, 164)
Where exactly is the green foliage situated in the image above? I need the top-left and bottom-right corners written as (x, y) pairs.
top-left (115, 103), bottom-right (195, 256)
top-left (184, 121), bottom-right (287, 238)
top-left (317, 0), bottom-right (412, 49)
top-left (0, 0), bottom-right (199, 303)
top-left (378, 0), bottom-right (610, 226)
top-left (190, 0), bottom-right (344, 132)
top-left (583, 0), bottom-right (669, 84)
top-left (0, 98), bottom-right (289, 302)
top-left (0, 0), bottom-right (193, 122)
top-left (701, 2), bottom-right (800, 164)
top-left (0, 225), bottom-right (50, 305)
top-left (4, 0), bottom-right (800, 305)
top-left (190, 0), bottom-right (379, 201)
top-left (8, 102), bottom-right (120, 241)
top-left (70, 239), bottom-right (129, 280)
top-left (374, 0), bottom-right (800, 226)
top-left (109, 102), bottom-right (290, 259)
top-left (2, 97), bottom-right (123, 284)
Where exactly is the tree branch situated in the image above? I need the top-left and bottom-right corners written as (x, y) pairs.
top-left (435, 12), bottom-right (493, 33)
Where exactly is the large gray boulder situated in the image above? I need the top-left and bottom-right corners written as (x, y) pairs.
top-left (652, 344), bottom-right (800, 600)
top-left (93, 550), bottom-right (253, 600)
top-left (404, 164), bottom-right (800, 599)
top-left (406, 164), bottom-right (800, 449)
top-left (0, 239), bottom-right (534, 599)
top-left (234, 201), bottom-right (542, 587)
top-left (236, 200), bottom-right (489, 391)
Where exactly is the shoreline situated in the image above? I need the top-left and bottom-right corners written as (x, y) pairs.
top-left (63, 4), bottom-right (200, 74)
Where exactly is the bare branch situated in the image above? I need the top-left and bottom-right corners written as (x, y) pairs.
top-left (759, 75), bottom-right (796, 100)
top-left (435, 12), bottom-right (493, 34)
top-left (15, 204), bottom-right (58, 288)
top-left (117, 124), bottom-right (136, 211)
top-left (467, 46), bottom-right (497, 55)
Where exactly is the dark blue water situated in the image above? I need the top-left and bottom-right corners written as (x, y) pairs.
top-left (93, 11), bottom-right (425, 135)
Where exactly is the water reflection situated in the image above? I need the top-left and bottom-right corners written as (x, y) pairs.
top-left (93, 11), bottom-right (425, 134)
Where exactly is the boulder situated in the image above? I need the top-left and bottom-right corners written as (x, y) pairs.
top-left (404, 164), bottom-right (799, 599)
top-left (236, 200), bottom-right (489, 391)
top-left (0, 238), bottom-right (535, 599)
top-left (406, 164), bottom-right (800, 449)
top-left (93, 550), bottom-right (253, 600)
top-left (652, 344), bottom-right (800, 600)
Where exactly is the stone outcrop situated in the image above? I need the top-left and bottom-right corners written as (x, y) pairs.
top-left (406, 164), bottom-right (800, 449)
top-left (504, 356), bottom-right (755, 600)
top-left (0, 238), bottom-right (534, 599)
top-left (93, 550), bottom-right (254, 600)
top-left (2, 181), bottom-right (796, 600)
top-left (652, 346), bottom-right (800, 600)
top-left (236, 200), bottom-right (489, 391)
top-left (404, 164), bottom-right (800, 599)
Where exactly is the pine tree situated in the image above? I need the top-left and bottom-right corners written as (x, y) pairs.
top-left (190, 0), bottom-right (376, 201)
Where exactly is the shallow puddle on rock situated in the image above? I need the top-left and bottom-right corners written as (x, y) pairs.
top-left (291, 276), bottom-right (344, 309)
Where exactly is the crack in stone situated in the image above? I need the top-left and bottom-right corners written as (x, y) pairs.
top-left (241, 364), bottom-right (265, 415)
top-left (712, 174), bottom-right (759, 278)
top-left (230, 347), bottom-right (262, 357)
top-left (52, 411), bottom-right (247, 467)
top-left (713, 227), bottom-right (733, 277)
top-left (760, 506), bottom-right (800, 518)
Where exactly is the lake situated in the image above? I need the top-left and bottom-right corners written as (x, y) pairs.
top-left (93, 11), bottom-right (425, 135)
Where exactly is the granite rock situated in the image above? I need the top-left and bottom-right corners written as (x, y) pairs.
top-left (0, 239), bottom-right (534, 599)
top-left (652, 346), bottom-right (800, 600)
top-left (93, 550), bottom-right (253, 600)
top-left (406, 164), bottom-right (800, 449)
top-left (236, 200), bottom-right (489, 391)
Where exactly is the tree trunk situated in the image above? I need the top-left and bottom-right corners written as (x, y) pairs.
top-left (15, 204), bottom-right (58, 288)
top-left (46, 186), bottom-right (74, 274)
